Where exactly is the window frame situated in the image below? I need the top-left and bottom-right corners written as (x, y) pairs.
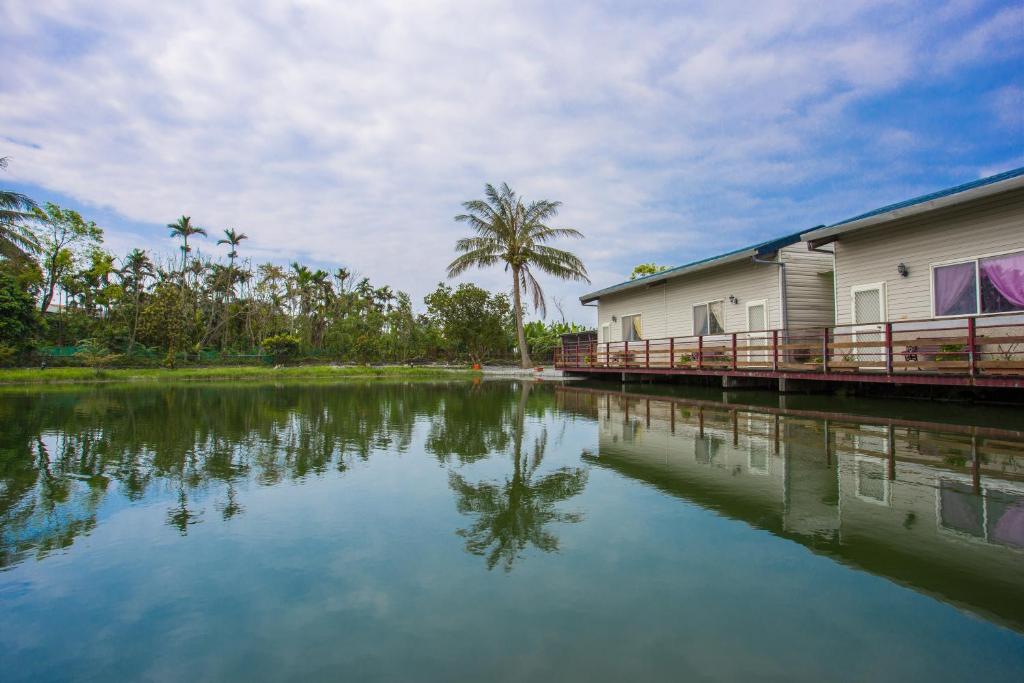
top-left (930, 248), bottom-right (1024, 319)
top-left (692, 299), bottom-right (726, 336)
top-left (600, 322), bottom-right (611, 344)
top-left (620, 312), bottom-right (643, 342)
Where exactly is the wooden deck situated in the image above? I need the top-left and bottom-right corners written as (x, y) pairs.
top-left (555, 312), bottom-right (1024, 389)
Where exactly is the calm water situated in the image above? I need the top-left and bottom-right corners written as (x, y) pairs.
top-left (2, 380), bottom-right (1024, 681)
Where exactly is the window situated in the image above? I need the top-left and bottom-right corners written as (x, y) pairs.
top-left (600, 322), bottom-right (611, 343)
top-left (933, 250), bottom-right (1024, 317)
top-left (693, 300), bottom-right (725, 336)
top-left (622, 314), bottom-right (642, 341)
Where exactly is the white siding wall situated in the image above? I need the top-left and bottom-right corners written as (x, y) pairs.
top-left (833, 189), bottom-right (1024, 324)
top-left (596, 258), bottom-right (783, 341)
top-left (780, 243), bottom-right (835, 329)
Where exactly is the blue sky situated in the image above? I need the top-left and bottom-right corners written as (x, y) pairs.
top-left (2, 0), bottom-right (1022, 323)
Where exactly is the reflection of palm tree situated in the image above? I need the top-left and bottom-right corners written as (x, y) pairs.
top-left (167, 485), bottom-right (201, 535)
top-left (449, 384), bottom-right (587, 571)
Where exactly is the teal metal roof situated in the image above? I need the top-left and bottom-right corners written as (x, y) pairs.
top-left (828, 166), bottom-right (1024, 228)
top-left (579, 228), bottom-right (808, 303)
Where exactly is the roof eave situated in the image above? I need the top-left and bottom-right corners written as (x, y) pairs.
top-left (579, 248), bottom-right (759, 304)
top-left (801, 173), bottom-right (1024, 246)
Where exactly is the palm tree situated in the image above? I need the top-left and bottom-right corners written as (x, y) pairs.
top-left (0, 157), bottom-right (39, 259)
top-left (217, 228), bottom-right (248, 270)
top-left (119, 248), bottom-right (155, 354)
top-left (167, 215), bottom-right (207, 274)
top-left (447, 183), bottom-right (589, 368)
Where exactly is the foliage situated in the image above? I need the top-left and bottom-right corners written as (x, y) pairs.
top-left (424, 283), bottom-right (513, 362)
top-left (262, 333), bottom-right (301, 363)
top-left (76, 338), bottom-right (115, 375)
top-left (447, 183), bottom-right (589, 368)
top-left (630, 263), bottom-right (671, 279)
top-left (32, 202), bottom-right (104, 315)
top-left (0, 186), bottom-right (586, 367)
top-left (0, 267), bottom-right (38, 352)
top-left (523, 319), bottom-right (587, 358)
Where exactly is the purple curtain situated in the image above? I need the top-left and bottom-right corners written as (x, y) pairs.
top-left (980, 252), bottom-right (1024, 308)
top-left (934, 262), bottom-right (976, 316)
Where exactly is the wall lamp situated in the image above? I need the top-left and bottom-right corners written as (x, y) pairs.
top-left (728, 295), bottom-right (739, 304)
top-left (897, 262), bottom-right (909, 278)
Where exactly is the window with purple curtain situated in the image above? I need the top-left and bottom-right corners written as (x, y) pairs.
top-left (980, 251), bottom-right (1024, 313)
top-left (933, 261), bottom-right (977, 316)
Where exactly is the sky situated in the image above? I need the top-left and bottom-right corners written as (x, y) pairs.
top-left (1, 0), bottom-right (1022, 325)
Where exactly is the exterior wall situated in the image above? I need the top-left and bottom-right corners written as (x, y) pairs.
top-left (780, 243), bottom-right (835, 329)
top-left (596, 257), bottom-right (784, 341)
top-left (594, 242), bottom-right (838, 341)
top-left (832, 188), bottom-right (1024, 325)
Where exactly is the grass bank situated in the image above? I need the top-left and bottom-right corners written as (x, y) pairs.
top-left (0, 364), bottom-right (478, 385)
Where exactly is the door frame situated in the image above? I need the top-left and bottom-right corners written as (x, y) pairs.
top-left (851, 282), bottom-right (887, 365)
top-left (745, 299), bottom-right (769, 366)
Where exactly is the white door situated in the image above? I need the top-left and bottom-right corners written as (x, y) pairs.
top-left (852, 284), bottom-right (886, 366)
top-left (745, 300), bottom-right (769, 367)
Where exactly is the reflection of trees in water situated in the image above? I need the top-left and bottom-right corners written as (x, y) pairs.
top-left (0, 381), bottom-right (586, 571)
top-left (0, 383), bottom-right (448, 566)
top-left (448, 384), bottom-right (588, 572)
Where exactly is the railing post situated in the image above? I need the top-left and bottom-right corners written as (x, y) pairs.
top-left (645, 339), bottom-right (650, 369)
top-left (669, 337), bottom-right (675, 370)
top-left (731, 333), bottom-right (737, 371)
top-left (624, 340), bottom-right (629, 368)
top-left (967, 317), bottom-right (976, 377)
top-left (822, 327), bottom-right (830, 373)
top-left (772, 330), bottom-right (778, 371)
top-left (698, 336), bottom-right (704, 370)
top-left (884, 322), bottom-right (893, 374)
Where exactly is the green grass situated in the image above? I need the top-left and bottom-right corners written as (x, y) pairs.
top-left (0, 364), bottom-right (478, 385)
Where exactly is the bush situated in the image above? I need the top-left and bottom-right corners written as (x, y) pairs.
top-left (262, 334), bottom-right (301, 363)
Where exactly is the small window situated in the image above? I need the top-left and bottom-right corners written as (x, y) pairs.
top-left (622, 314), bottom-right (642, 341)
top-left (693, 301), bottom-right (725, 336)
top-left (933, 250), bottom-right (1024, 317)
top-left (600, 322), bottom-right (611, 343)
top-left (933, 262), bottom-right (977, 316)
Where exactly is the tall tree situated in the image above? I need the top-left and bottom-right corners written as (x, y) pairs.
top-left (33, 202), bottom-right (103, 314)
top-left (119, 248), bottom-right (155, 353)
top-left (167, 216), bottom-right (207, 275)
top-left (217, 228), bottom-right (247, 271)
top-left (447, 183), bottom-right (589, 368)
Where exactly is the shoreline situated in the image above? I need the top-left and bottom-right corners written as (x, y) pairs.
top-left (0, 364), bottom-right (480, 386)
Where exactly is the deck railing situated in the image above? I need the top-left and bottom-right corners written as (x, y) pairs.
top-left (554, 312), bottom-right (1024, 379)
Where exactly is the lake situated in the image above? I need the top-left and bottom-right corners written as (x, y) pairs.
top-left (2, 379), bottom-right (1024, 681)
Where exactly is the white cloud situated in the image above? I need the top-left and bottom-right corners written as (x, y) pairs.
top-left (0, 0), bottom-right (1020, 323)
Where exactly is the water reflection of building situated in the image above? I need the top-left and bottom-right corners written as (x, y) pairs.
top-left (556, 386), bottom-right (1024, 632)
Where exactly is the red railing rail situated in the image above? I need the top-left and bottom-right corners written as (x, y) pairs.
top-left (554, 311), bottom-right (1024, 379)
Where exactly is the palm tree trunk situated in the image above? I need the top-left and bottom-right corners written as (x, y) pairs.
top-left (511, 266), bottom-right (533, 368)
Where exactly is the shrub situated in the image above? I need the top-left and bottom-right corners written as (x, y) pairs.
top-left (262, 334), bottom-right (301, 363)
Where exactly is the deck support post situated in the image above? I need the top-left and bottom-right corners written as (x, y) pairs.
top-left (731, 333), bottom-right (738, 371)
top-left (772, 330), bottom-right (778, 371)
top-left (669, 338), bottom-right (674, 370)
top-left (822, 327), bottom-right (830, 373)
top-left (884, 322), bottom-right (893, 374)
top-left (967, 317), bottom-right (977, 377)
top-left (645, 339), bottom-right (650, 369)
top-left (698, 337), bottom-right (704, 370)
